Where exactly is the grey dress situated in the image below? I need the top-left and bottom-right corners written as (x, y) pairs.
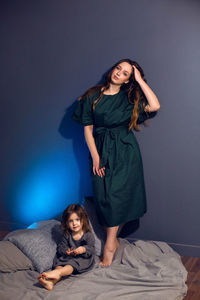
top-left (53, 231), bottom-right (95, 274)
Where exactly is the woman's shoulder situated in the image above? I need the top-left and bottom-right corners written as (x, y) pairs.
top-left (84, 88), bottom-right (100, 102)
top-left (119, 89), bottom-right (129, 99)
top-left (79, 86), bottom-right (100, 101)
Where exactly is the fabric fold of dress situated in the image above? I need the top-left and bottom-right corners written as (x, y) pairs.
top-left (95, 125), bottom-right (128, 168)
top-left (72, 89), bottom-right (149, 227)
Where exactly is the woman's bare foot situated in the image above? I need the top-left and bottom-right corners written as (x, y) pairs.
top-left (100, 239), bottom-right (119, 267)
top-left (38, 270), bottom-right (61, 290)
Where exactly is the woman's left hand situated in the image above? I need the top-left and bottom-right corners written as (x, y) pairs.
top-left (132, 65), bottom-right (143, 83)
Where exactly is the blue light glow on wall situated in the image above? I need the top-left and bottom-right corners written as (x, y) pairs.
top-left (14, 150), bottom-right (81, 225)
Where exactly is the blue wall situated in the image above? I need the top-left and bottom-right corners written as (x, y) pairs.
top-left (1, 0), bottom-right (200, 256)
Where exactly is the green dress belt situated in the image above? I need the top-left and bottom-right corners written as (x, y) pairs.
top-left (94, 125), bottom-right (129, 168)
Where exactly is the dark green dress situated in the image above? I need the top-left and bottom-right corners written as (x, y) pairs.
top-left (72, 89), bottom-right (149, 227)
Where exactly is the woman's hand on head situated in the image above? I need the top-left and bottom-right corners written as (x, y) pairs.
top-left (93, 156), bottom-right (105, 177)
top-left (132, 65), bottom-right (143, 83)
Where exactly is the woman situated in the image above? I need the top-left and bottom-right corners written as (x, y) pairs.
top-left (72, 59), bottom-right (160, 266)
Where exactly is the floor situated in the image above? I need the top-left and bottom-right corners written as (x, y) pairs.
top-left (0, 231), bottom-right (200, 299)
top-left (181, 256), bottom-right (200, 300)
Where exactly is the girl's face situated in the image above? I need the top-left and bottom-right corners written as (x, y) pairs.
top-left (111, 62), bottom-right (133, 85)
top-left (67, 213), bottom-right (83, 233)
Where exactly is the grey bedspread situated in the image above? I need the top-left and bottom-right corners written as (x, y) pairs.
top-left (0, 239), bottom-right (187, 300)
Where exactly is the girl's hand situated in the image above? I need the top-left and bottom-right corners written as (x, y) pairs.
top-left (72, 246), bottom-right (86, 256)
top-left (93, 156), bottom-right (105, 177)
top-left (132, 65), bottom-right (143, 83)
top-left (66, 248), bottom-right (74, 255)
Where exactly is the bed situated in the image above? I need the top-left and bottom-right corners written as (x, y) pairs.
top-left (0, 199), bottom-right (187, 300)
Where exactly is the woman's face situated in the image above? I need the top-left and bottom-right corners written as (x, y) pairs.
top-left (111, 62), bottom-right (133, 85)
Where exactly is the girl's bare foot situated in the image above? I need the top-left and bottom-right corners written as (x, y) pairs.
top-left (40, 270), bottom-right (61, 281)
top-left (38, 271), bottom-right (61, 290)
top-left (38, 276), bottom-right (54, 291)
top-left (100, 239), bottom-right (119, 267)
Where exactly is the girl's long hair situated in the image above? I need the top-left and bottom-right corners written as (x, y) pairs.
top-left (79, 58), bottom-right (147, 131)
top-left (61, 204), bottom-right (91, 235)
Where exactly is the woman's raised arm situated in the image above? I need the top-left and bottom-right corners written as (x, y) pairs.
top-left (133, 66), bottom-right (160, 112)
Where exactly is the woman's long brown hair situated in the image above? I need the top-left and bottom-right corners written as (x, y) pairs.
top-left (79, 59), bottom-right (147, 131)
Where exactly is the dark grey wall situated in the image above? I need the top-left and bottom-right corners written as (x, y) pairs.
top-left (1, 0), bottom-right (200, 256)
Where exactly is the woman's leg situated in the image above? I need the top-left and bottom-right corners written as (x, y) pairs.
top-left (38, 265), bottom-right (74, 290)
top-left (100, 226), bottom-right (119, 267)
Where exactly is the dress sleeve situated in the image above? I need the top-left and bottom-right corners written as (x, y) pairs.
top-left (137, 98), bottom-right (149, 124)
top-left (56, 233), bottom-right (70, 257)
top-left (81, 232), bottom-right (95, 258)
top-left (72, 94), bottom-right (94, 126)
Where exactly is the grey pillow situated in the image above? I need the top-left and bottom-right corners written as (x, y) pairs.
top-left (0, 241), bottom-right (33, 273)
top-left (84, 197), bottom-right (106, 256)
top-left (4, 220), bottom-right (63, 273)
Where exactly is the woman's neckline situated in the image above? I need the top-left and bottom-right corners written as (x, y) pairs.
top-left (102, 90), bottom-right (121, 96)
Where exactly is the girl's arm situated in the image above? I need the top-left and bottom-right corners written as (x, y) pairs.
top-left (83, 232), bottom-right (95, 257)
top-left (57, 234), bottom-right (70, 257)
top-left (78, 232), bottom-right (96, 257)
top-left (84, 125), bottom-right (105, 177)
top-left (133, 66), bottom-right (160, 112)
top-left (71, 232), bottom-right (95, 257)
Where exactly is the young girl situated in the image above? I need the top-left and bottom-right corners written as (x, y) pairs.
top-left (38, 204), bottom-right (95, 290)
